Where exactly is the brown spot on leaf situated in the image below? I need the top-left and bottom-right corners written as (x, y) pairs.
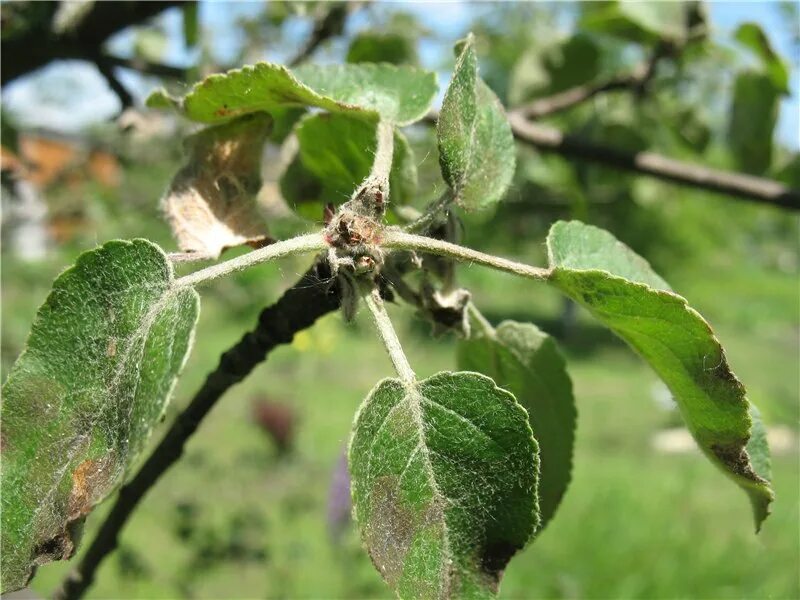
top-left (68, 457), bottom-right (116, 520)
top-left (710, 442), bottom-right (765, 482)
top-left (363, 475), bottom-right (446, 591)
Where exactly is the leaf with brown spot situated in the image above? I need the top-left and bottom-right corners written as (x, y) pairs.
top-left (349, 372), bottom-right (539, 598)
top-left (1, 239), bottom-right (199, 593)
top-left (162, 113), bottom-right (273, 259)
top-left (546, 220), bottom-right (774, 530)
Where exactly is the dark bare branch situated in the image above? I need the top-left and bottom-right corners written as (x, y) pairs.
top-left (288, 2), bottom-right (354, 67)
top-left (1, 1), bottom-right (183, 85)
top-left (506, 113), bottom-right (800, 209)
top-left (93, 57), bottom-right (133, 111)
top-left (102, 54), bottom-right (187, 80)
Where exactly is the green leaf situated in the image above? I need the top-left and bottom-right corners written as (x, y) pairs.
top-left (292, 63), bottom-right (437, 125)
top-left (617, 0), bottom-right (687, 41)
top-left (282, 113), bottom-right (417, 219)
top-left (347, 32), bottom-right (418, 65)
top-left (148, 62), bottom-right (437, 126)
top-left (734, 22), bottom-right (789, 94)
top-left (458, 315), bottom-right (575, 532)
top-left (438, 34), bottom-right (516, 211)
top-left (509, 34), bottom-right (601, 105)
top-left (728, 71), bottom-right (779, 175)
top-left (1, 240), bottom-right (199, 593)
top-left (349, 372), bottom-right (539, 598)
top-left (545, 220), bottom-right (773, 530)
top-left (580, 1), bottom-right (688, 44)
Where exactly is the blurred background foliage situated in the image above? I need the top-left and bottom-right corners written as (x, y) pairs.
top-left (1, 1), bottom-right (798, 598)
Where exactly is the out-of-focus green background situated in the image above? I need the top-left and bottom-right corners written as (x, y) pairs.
top-left (2, 2), bottom-right (798, 598)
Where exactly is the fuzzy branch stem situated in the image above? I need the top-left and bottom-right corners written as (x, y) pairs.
top-left (370, 120), bottom-right (395, 183)
top-left (173, 233), bottom-right (326, 288)
top-left (53, 261), bottom-right (341, 600)
top-left (382, 230), bottom-right (550, 281)
top-left (364, 287), bottom-right (416, 383)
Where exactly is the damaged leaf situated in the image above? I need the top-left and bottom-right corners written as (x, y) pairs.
top-left (147, 61), bottom-right (437, 126)
top-left (437, 34), bottom-right (515, 211)
top-left (162, 113), bottom-right (272, 258)
top-left (1, 240), bottom-right (199, 593)
top-left (349, 372), bottom-right (539, 598)
top-left (458, 313), bottom-right (576, 532)
top-left (546, 220), bottom-right (774, 530)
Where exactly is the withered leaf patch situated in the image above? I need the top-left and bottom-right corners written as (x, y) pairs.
top-left (162, 113), bottom-right (273, 259)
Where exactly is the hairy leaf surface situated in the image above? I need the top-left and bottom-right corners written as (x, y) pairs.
top-left (1, 240), bottom-right (199, 592)
top-left (349, 372), bottom-right (539, 598)
top-left (282, 113), bottom-right (416, 219)
top-left (546, 220), bottom-right (773, 529)
top-left (437, 34), bottom-right (515, 211)
top-left (458, 316), bottom-right (576, 532)
top-left (147, 62), bottom-right (437, 126)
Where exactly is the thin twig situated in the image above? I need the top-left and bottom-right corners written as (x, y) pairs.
top-left (505, 113), bottom-right (800, 209)
top-left (363, 287), bottom-right (416, 382)
top-left (94, 57), bottom-right (133, 110)
top-left (173, 233), bottom-right (326, 288)
top-left (53, 260), bottom-right (341, 600)
top-left (382, 230), bottom-right (550, 281)
top-left (288, 2), bottom-right (351, 67)
top-left (517, 41), bottom-right (671, 120)
top-left (102, 54), bottom-right (187, 80)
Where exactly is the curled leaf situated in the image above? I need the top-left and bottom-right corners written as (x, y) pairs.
top-left (147, 61), bottom-right (437, 126)
top-left (162, 113), bottom-right (272, 258)
top-left (546, 220), bottom-right (774, 530)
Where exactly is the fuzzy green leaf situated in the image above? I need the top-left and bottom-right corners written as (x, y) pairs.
top-left (1, 240), bottom-right (199, 593)
top-left (292, 63), bottom-right (437, 126)
top-left (546, 220), bottom-right (773, 530)
top-left (349, 372), bottom-right (539, 598)
top-left (282, 113), bottom-right (417, 219)
top-left (147, 62), bottom-right (437, 126)
top-left (437, 34), bottom-right (515, 211)
top-left (458, 316), bottom-right (575, 533)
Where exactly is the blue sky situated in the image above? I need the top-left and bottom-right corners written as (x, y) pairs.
top-left (3, 1), bottom-right (798, 150)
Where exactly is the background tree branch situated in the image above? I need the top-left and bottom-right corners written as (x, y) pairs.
top-left (517, 40), bottom-right (674, 120)
top-left (1, 1), bottom-right (183, 86)
top-left (505, 112), bottom-right (800, 209)
top-left (287, 2), bottom-right (353, 67)
top-left (53, 260), bottom-right (340, 600)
